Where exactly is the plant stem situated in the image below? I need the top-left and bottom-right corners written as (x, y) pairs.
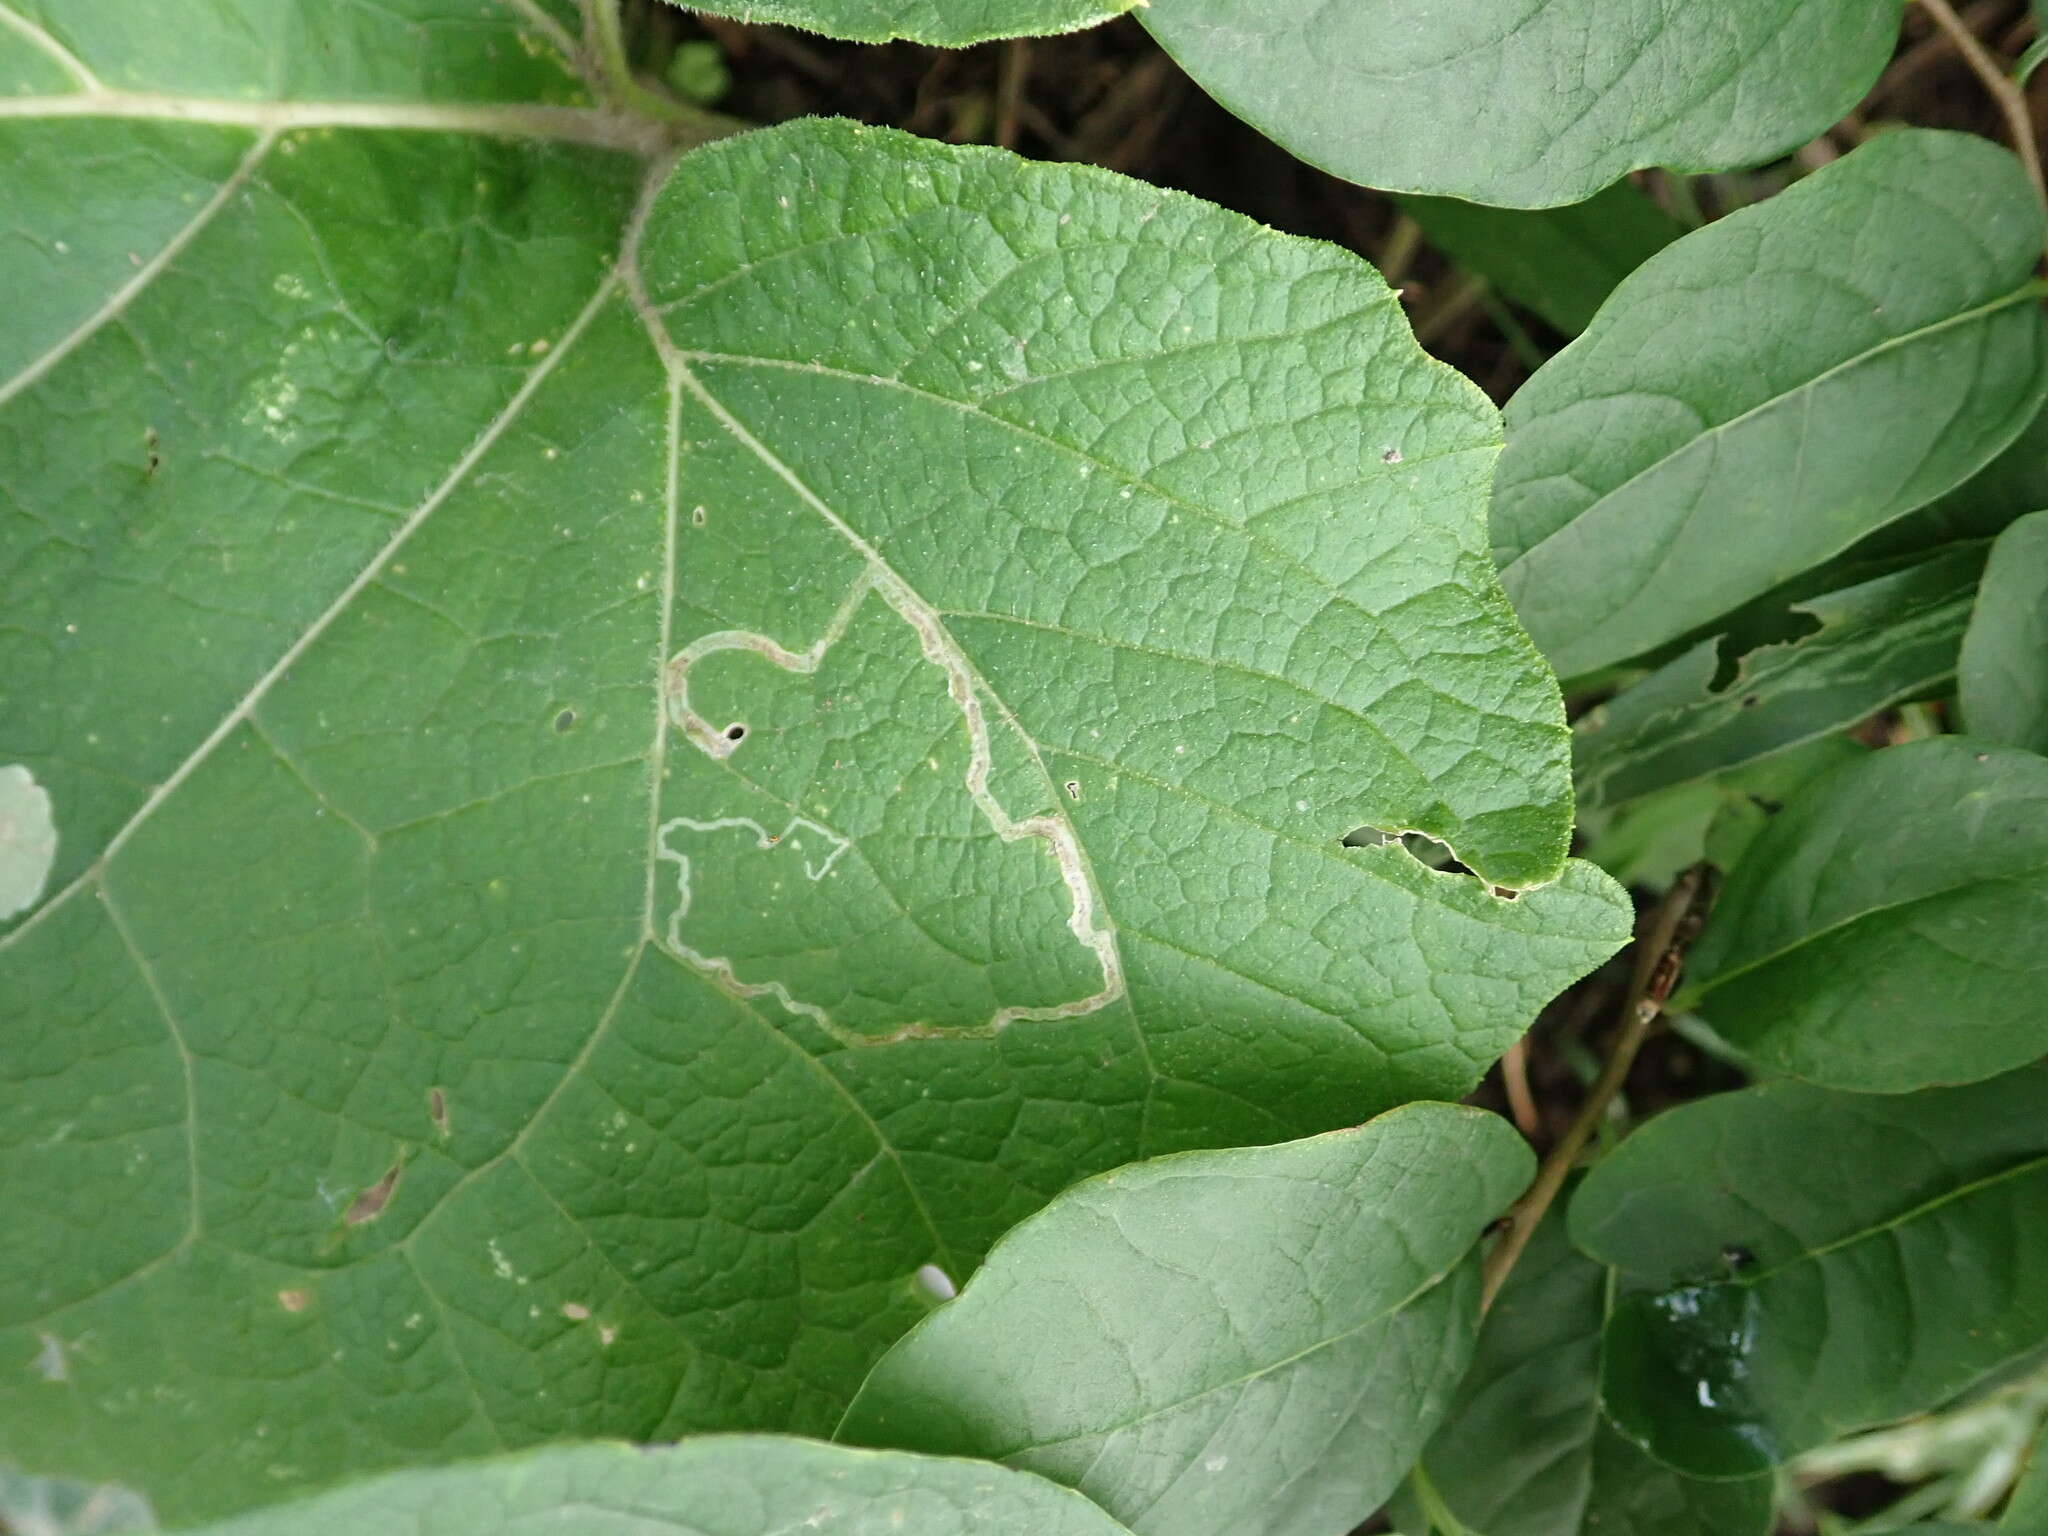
top-left (1917, 0), bottom-right (2048, 237)
top-left (581, 0), bottom-right (748, 143)
top-left (1478, 865), bottom-right (1707, 1312)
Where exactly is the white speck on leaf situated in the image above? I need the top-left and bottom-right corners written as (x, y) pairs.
top-left (0, 765), bottom-right (57, 921)
top-left (32, 1333), bottom-right (66, 1382)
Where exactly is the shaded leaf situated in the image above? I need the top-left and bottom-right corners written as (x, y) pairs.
top-left (1394, 183), bottom-right (1685, 336)
top-left (1140, 0), bottom-right (1898, 207)
top-left (0, 31), bottom-right (1629, 1524)
top-left (177, 1436), bottom-right (1137, 1535)
top-left (1390, 1213), bottom-right (1771, 1536)
top-left (1574, 544), bottom-right (1987, 811)
top-left (668, 0), bottom-right (1133, 44)
top-left (1571, 1062), bottom-right (2048, 1478)
top-left (2008, 1424), bottom-right (2048, 1533)
top-left (1960, 511), bottom-right (2048, 752)
top-left (1678, 738), bottom-right (2048, 1092)
top-left (838, 1105), bottom-right (1532, 1536)
top-left (0, 1470), bottom-right (154, 1536)
top-left (1494, 130), bottom-right (2048, 678)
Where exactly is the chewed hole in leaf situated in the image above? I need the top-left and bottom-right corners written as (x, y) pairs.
top-left (343, 1164), bottom-right (402, 1227)
top-left (723, 722), bottom-right (747, 743)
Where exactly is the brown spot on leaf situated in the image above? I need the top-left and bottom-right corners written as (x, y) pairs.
top-left (277, 1289), bottom-right (312, 1313)
top-left (344, 1164), bottom-right (402, 1226)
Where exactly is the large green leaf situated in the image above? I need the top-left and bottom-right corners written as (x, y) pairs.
top-left (1493, 130), bottom-right (2048, 678)
top-left (1390, 1213), bottom-right (1771, 1536)
top-left (177, 1436), bottom-right (1137, 1535)
top-left (0, 11), bottom-right (1629, 1520)
top-left (1677, 738), bottom-right (2048, 1092)
top-left (667, 0), bottom-right (1133, 44)
top-left (838, 1106), bottom-right (1532, 1536)
top-left (1571, 1062), bottom-right (2048, 1479)
top-left (1140, 0), bottom-right (1900, 208)
top-left (1574, 543), bottom-right (1987, 811)
top-left (1960, 511), bottom-right (2048, 753)
top-left (1395, 183), bottom-right (1686, 337)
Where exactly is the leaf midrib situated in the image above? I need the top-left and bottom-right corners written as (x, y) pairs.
top-left (1499, 282), bottom-right (2048, 581)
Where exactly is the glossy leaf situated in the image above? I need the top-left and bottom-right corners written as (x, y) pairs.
top-left (1395, 183), bottom-right (1685, 336)
top-left (177, 1436), bottom-right (1137, 1535)
top-left (1572, 1063), bottom-right (2048, 1478)
top-left (0, 23), bottom-right (1629, 1523)
top-left (1391, 1213), bottom-right (1771, 1536)
top-left (669, 0), bottom-right (1133, 44)
top-left (838, 1105), bottom-right (1532, 1536)
top-left (1494, 130), bottom-right (2048, 678)
top-left (1678, 738), bottom-right (2048, 1091)
top-left (1140, 0), bottom-right (1899, 208)
top-left (1574, 544), bottom-right (1986, 811)
top-left (1960, 511), bottom-right (2048, 752)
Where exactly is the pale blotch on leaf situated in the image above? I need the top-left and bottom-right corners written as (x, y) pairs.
top-left (0, 765), bottom-right (56, 922)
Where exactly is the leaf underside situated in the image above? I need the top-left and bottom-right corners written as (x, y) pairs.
top-left (1141, 0), bottom-right (1900, 207)
top-left (666, 0), bottom-right (1136, 45)
top-left (0, 6), bottom-right (1626, 1519)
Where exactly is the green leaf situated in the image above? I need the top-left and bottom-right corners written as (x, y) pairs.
top-left (175, 1436), bottom-right (1138, 1535)
top-left (1139, 0), bottom-right (1900, 208)
top-left (1837, 396), bottom-right (2048, 573)
top-left (1393, 1213), bottom-right (1771, 1536)
top-left (666, 0), bottom-right (1134, 45)
top-left (0, 30), bottom-right (1630, 1524)
top-left (1960, 511), bottom-right (2048, 752)
top-left (1494, 130), bottom-right (2048, 678)
top-left (1570, 1062), bottom-right (2048, 1479)
top-left (1678, 738), bottom-right (2048, 1092)
top-left (838, 1105), bottom-right (1533, 1536)
top-left (1395, 183), bottom-right (1687, 337)
top-left (1574, 544), bottom-right (1987, 811)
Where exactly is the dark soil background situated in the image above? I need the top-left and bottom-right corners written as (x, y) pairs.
top-left (639, 5), bottom-right (2044, 1528)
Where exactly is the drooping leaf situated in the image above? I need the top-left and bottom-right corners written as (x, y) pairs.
top-left (1960, 511), bottom-right (2048, 752)
top-left (0, 26), bottom-right (1630, 1524)
top-left (1494, 130), bottom-right (2048, 678)
top-left (173, 1436), bottom-right (1137, 1535)
top-left (838, 1106), bottom-right (1533, 1536)
top-left (1574, 544), bottom-right (1987, 811)
top-left (1676, 738), bottom-right (2048, 1092)
top-left (1571, 1062), bottom-right (2048, 1479)
top-left (1139, 0), bottom-right (1900, 208)
top-left (1394, 183), bottom-right (1686, 336)
top-left (667, 0), bottom-right (1134, 45)
top-left (1389, 1213), bottom-right (1771, 1536)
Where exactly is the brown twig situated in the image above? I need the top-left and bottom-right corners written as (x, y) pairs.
top-left (1500, 1038), bottom-right (1541, 1138)
top-left (1917, 0), bottom-right (2048, 229)
top-left (1479, 865), bottom-right (1709, 1312)
top-left (995, 41), bottom-right (1030, 150)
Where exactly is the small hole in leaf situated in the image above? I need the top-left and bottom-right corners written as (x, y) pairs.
top-left (429, 1087), bottom-right (449, 1135)
top-left (553, 709), bottom-right (576, 733)
top-left (1738, 694), bottom-right (1760, 710)
top-left (1720, 1244), bottom-right (1756, 1271)
top-left (1063, 780), bottom-right (1081, 800)
top-left (724, 723), bottom-right (747, 742)
top-left (1381, 446), bottom-right (1403, 464)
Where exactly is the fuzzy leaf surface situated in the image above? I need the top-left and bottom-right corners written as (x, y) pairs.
top-left (0, 17), bottom-right (1625, 1520)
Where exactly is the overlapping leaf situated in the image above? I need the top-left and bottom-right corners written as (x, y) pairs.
top-left (1574, 544), bottom-right (1987, 811)
top-left (178, 1436), bottom-right (1138, 1535)
top-left (1572, 1063), bottom-right (2048, 1478)
top-left (0, 7), bottom-right (1627, 1519)
top-left (1141, 0), bottom-right (1900, 207)
top-left (1494, 130), bottom-right (2048, 678)
top-left (839, 1106), bottom-right (1532, 1536)
top-left (1390, 1213), bottom-right (1771, 1536)
top-left (667, 0), bottom-right (1134, 44)
top-left (1678, 738), bottom-right (2048, 1091)
top-left (1960, 511), bottom-right (2048, 752)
